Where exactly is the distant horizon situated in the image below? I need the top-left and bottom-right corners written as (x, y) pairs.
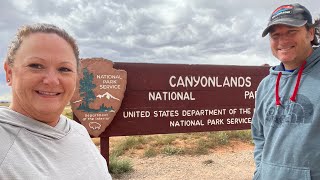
top-left (0, 100), bottom-right (10, 104)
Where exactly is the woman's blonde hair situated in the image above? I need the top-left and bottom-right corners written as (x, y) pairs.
top-left (5, 23), bottom-right (80, 70)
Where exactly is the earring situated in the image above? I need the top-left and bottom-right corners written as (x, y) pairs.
top-left (7, 79), bottom-right (10, 82)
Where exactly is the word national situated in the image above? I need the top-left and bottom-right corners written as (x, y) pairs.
top-left (149, 91), bottom-right (195, 101)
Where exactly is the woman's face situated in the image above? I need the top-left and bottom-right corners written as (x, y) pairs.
top-left (4, 32), bottom-right (77, 126)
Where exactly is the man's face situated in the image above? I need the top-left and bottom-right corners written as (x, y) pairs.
top-left (269, 24), bottom-right (314, 70)
top-left (4, 33), bottom-right (77, 126)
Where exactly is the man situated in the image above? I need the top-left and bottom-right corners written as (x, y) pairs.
top-left (252, 3), bottom-right (320, 179)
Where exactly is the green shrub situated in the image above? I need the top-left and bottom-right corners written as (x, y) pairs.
top-left (109, 155), bottom-right (133, 175)
top-left (154, 135), bottom-right (176, 146)
top-left (111, 136), bottom-right (147, 157)
top-left (206, 132), bottom-right (228, 148)
top-left (162, 145), bottom-right (184, 156)
top-left (144, 147), bottom-right (157, 158)
top-left (217, 131), bottom-right (229, 145)
top-left (226, 130), bottom-right (252, 142)
top-left (194, 139), bottom-right (209, 155)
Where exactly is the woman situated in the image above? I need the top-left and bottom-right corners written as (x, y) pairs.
top-left (0, 23), bottom-right (112, 179)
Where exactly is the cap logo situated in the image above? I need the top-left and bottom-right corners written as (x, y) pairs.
top-left (271, 5), bottom-right (293, 20)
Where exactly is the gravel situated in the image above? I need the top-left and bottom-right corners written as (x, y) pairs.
top-left (113, 149), bottom-right (255, 180)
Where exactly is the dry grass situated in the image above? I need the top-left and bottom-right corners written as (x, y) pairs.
top-left (108, 131), bottom-right (253, 158)
top-left (0, 103), bottom-right (10, 107)
top-left (107, 132), bottom-right (253, 175)
top-left (62, 105), bottom-right (73, 119)
top-left (47, 106), bottom-right (254, 158)
top-left (5, 105), bottom-right (253, 175)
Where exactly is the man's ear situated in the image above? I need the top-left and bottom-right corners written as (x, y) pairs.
top-left (4, 62), bottom-right (12, 86)
top-left (308, 27), bottom-right (315, 42)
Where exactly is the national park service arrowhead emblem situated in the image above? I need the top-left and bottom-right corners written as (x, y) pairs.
top-left (71, 58), bottom-right (127, 137)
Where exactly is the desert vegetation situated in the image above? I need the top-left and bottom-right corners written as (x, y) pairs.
top-left (23, 105), bottom-right (253, 176)
top-left (105, 130), bottom-right (252, 175)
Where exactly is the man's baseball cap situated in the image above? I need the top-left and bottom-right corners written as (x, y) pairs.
top-left (262, 3), bottom-right (312, 37)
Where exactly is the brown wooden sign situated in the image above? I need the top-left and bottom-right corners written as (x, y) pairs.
top-left (73, 59), bottom-right (270, 163)
top-left (96, 62), bottom-right (269, 136)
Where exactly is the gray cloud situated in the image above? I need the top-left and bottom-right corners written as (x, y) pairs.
top-left (1, 0), bottom-right (320, 100)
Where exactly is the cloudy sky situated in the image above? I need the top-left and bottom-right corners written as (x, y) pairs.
top-left (1, 0), bottom-right (319, 101)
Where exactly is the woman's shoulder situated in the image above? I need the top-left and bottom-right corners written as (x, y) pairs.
top-left (0, 107), bottom-right (23, 137)
top-left (0, 121), bottom-right (22, 166)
